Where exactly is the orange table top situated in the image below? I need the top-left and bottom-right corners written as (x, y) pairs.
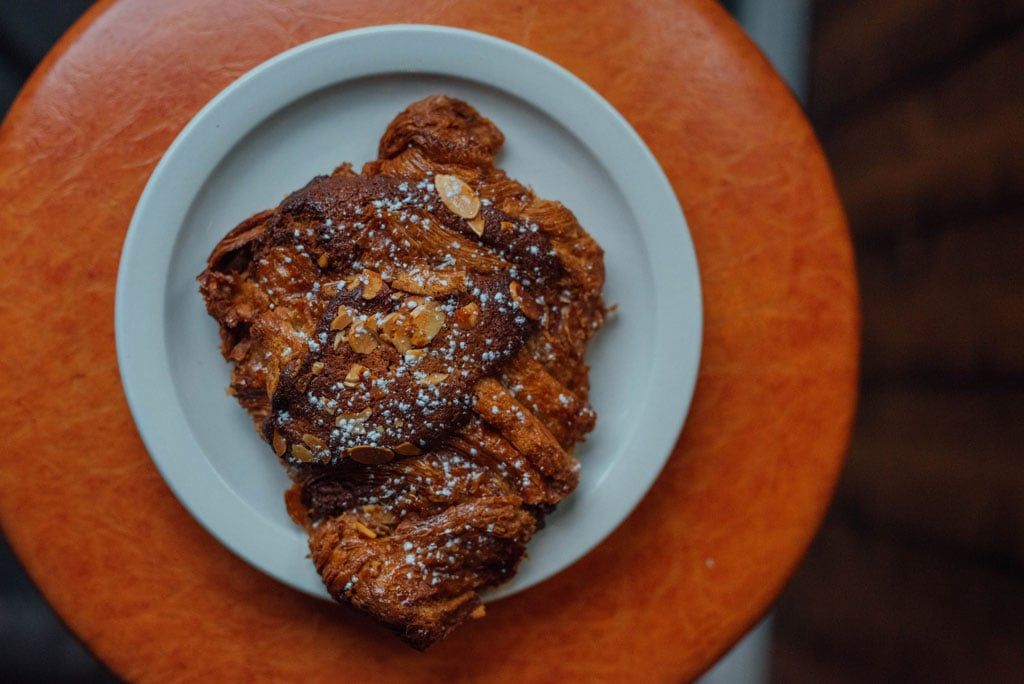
top-left (0, 0), bottom-right (858, 681)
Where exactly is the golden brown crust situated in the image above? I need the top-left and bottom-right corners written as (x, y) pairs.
top-left (198, 95), bottom-right (604, 648)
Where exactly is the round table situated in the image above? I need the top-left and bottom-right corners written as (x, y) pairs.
top-left (0, 0), bottom-right (858, 680)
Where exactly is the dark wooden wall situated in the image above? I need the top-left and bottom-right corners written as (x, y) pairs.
top-left (772, 1), bottom-right (1024, 681)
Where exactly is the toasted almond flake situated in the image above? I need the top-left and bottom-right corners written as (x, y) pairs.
top-left (422, 372), bottom-right (449, 385)
top-left (390, 272), bottom-right (427, 295)
top-left (388, 334), bottom-right (414, 354)
top-left (302, 433), bottom-right (326, 450)
top-left (380, 310), bottom-right (414, 353)
top-left (361, 269), bottom-right (383, 299)
top-left (455, 301), bottom-right (480, 329)
top-left (499, 220), bottom-right (516, 232)
top-left (347, 323), bottom-right (379, 354)
top-left (336, 407), bottom-right (372, 425)
top-left (378, 312), bottom-right (403, 339)
top-left (381, 310), bottom-right (403, 325)
top-left (330, 307), bottom-right (353, 331)
top-left (353, 521), bottom-right (378, 539)
top-left (310, 361), bottom-right (325, 374)
top-left (272, 431), bottom-right (287, 456)
top-left (509, 280), bottom-right (542, 320)
top-left (468, 215), bottom-right (485, 237)
top-left (348, 445), bottom-right (395, 465)
top-left (344, 363), bottom-right (367, 388)
top-left (344, 275), bottom-right (359, 291)
top-left (391, 269), bottom-right (465, 296)
top-left (434, 174), bottom-right (481, 219)
top-left (395, 442), bottom-right (422, 456)
top-left (333, 332), bottom-right (345, 349)
top-left (266, 363), bottom-right (280, 398)
top-left (317, 253), bottom-right (329, 268)
top-left (470, 605), bottom-right (486, 619)
top-left (291, 443), bottom-right (314, 462)
top-left (404, 348), bottom-right (426, 361)
top-left (410, 301), bottom-right (446, 346)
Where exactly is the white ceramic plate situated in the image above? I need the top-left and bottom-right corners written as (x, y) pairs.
top-left (116, 25), bottom-right (702, 602)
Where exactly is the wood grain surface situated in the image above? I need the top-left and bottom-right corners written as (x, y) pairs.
top-left (0, 1), bottom-right (857, 681)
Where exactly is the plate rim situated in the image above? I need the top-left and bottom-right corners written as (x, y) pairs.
top-left (115, 23), bottom-right (703, 602)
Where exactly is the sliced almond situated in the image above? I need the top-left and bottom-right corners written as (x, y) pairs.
top-left (422, 372), bottom-right (449, 385)
top-left (392, 268), bottom-right (465, 296)
top-left (333, 332), bottom-right (345, 349)
top-left (388, 333), bottom-right (414, 354)
top-left (499, 220), bottom-right (516, 233)
top-left (330, 307), bottom-right (353, 331)
top-left (378, 311), bottom-right (403, 338)
top-left (468, 215), bottom-right (485, 237)
top-left (310, 361), bottom-right (325, 375)
top-left (404, 296), bottom-right (427, 309)
top-left (344, 363), bottom-right (367, 388)
top-left (364, 314), bottom-right (381, 334)
top-left (291, 443), bottom-right (314, 462)
top-left (266, 364), bottom-right (280, 399)
top-left (348, 445), bottom-right (395, 465)
top-left (317, 253), bottom-right (330, 268)
top-left (360, 269), bottom-right (383, 299)
top-left (347, 323), bottom-right (379, 354)
top-left (353, 521), bottom-right (378, 539)
top-left (391, 271), bottom-right (424, 294)
top-left (302, 433), bottom-right (326, 450)
top-left (272, 431), bottom-right (287, 457)
top-left (336, 407), bottom-right (372, 425)
top-left (455, 301), bottom-right (480, 329)
top-left (403, 348), bottom-right (426, 364)
top-left (394, 442), bottom-right (422, 457)
top-left (434, 174), bottom-right (481, 219)
top-left (380, 310), bottom-right (413, 353)
top-left (470, 604), bottom-right (487, 619)
top-left (509, 280), bottom-right (542, 320)
top-left (410, 301), bottom-right (446, 346)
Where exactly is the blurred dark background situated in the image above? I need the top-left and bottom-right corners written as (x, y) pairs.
top-left (1, 2), bottom-right (1021, 681)
top-left (773, 1), bottom-right (1024, 680)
